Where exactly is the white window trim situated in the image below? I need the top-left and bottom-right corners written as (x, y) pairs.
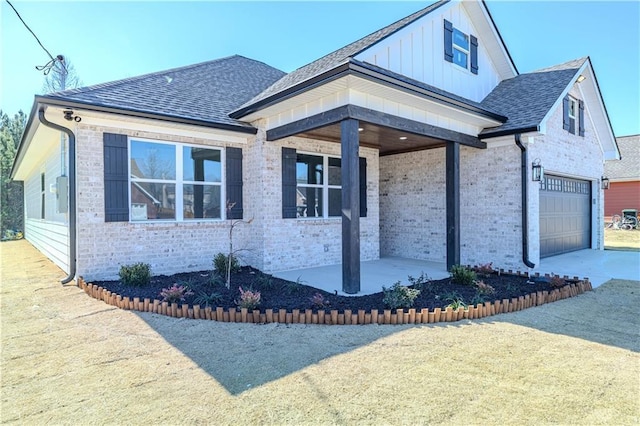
top-left (568, 97), bottom-right (577, 119)
top-left (128, 137), bottom-right (226, 223)
top-left (296, 151), bottom-right (341, 219)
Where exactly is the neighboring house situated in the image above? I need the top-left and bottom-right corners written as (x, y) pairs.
top-left (604, 135), bottom-right (640, 217)
top-left (10, 0), bottom-right (619, 293)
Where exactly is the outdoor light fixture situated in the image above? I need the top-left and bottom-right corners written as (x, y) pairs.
top-left (601, 176), bottom-right (610, 190)
top-left (532, 158), bottom-right (544, 182)
top-left (576, 74), bottom-right (586, 83)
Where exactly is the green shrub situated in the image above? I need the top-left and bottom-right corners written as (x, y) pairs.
top-left (119, 262), bottom-right (151, 287)
top-left (450, 265), bottom-right (477, 286)
top-left (213, 252), bottom-right (240, 275)
top-left (407, 272), bottom-right (431, 292)
top-left (382, 282), bottom-right (421, 309)
top-left (194, 290), bottom-right (224, 308)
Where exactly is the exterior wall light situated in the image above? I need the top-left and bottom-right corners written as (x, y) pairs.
top-left (576, 74), bottom-right (586, 83)
top-left (601, 176), bottom-right (610, 190)
top-left (532, 158), bottom-right (544, 182)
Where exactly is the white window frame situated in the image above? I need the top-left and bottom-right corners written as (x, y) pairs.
top-left (128, 137), bottom-right (225, 222)
top-left (452, 27), bottom-right (470, 70)
top-left (296, 151), bottom-right (341, 219)
top-left (568, 97), bottom-right (577, 119)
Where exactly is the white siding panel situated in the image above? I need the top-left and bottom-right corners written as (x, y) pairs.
top-left (355, 2), bottom-right (502, 102)
top-left (25, 219), bottom-right (69, 273)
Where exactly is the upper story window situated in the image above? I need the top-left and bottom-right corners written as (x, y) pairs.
top-left (563, 95), bottom-right (585, 137)
top-left (129, 139), bottom-right (222, 221)
top-left (444, 19), bottom-right (478, 75)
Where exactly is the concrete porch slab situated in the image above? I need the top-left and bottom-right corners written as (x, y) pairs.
top-left (272, 257), bottom-right (450, 296)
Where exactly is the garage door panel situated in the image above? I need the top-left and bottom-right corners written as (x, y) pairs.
top-left (540, 175), bottom-right (591, 257)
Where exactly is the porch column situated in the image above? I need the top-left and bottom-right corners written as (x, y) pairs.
top-left (446, 141), bottom-right (460, 270)
top-left (341, 118), bottom-right (360, 294)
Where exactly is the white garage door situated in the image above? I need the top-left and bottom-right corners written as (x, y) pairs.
top-left (539, 175), bottom-right (591, 257)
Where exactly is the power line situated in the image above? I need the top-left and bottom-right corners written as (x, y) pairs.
top-left (5, 0), bottom-right (67, 75)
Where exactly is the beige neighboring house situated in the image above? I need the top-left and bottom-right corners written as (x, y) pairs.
top-left (10, 0), bottom-right (619, 293)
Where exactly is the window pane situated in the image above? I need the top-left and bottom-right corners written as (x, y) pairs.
top-left (183, 184), bottom-right (221, 219)
top-left (328, 157), bottom-right (341, 186)
top-left (297, 187), bottom-right (323, 217)
top-left (130, 182), bottom-right (175, 220)
top-left (183, 147), bottom-right (221, 182)
top-left (453, 49), bottom-right (467, 68)
top-left (130, 141), bottom-right (176, 180)
top-left (296, 154), bottom-right (323, 185)
top-left (453, 29), bottom-right (468, 49)
top-left (328, 188), bottom-right (341, 217)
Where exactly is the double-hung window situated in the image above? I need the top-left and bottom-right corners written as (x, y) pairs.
top-left (296, 153), bottom-right (341, 218)
top-left (129, 139), bottom-right (222, 221)
top-left (452, 28), bottom-right (469, 69)
top-left (444, 19), bottom-right (478, 74)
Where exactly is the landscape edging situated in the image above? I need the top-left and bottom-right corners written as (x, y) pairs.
top-left (76, 273), bottom-right (593, 325)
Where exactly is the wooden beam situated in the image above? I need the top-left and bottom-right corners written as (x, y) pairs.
top-left (341, 118), bottom-right (361, 294)
top-left (446, 141), bottom-right (460, 270)
top-left (266, 106), bottom-right (350, 141)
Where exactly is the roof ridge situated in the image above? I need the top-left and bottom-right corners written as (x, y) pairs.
top-left (44, 54), bottom-right (250, 98)
top-left (530, 56), bottom-right (589, 74)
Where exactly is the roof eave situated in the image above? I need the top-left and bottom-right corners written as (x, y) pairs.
top-left (479, 125), bottom-right (539, 139)
top-left (9, 98), bottom-right (41, 180)
top-left (230, 61), bottom-right (507, 123)
top-left (37, 95), bottom-right (258, 135)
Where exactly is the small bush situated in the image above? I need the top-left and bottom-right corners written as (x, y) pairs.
top-left (382, 282), bottom-right (420, 310)
top-left (474, 262), bottom-right (495, 277)
top-left (309, 292), bottom-right (330, 309)
top-left (159, 284), bottom-right (193, 303)
top-left (282, 277), bottom-right (303, 295)
top-left (450, 265), bottom-right (477, 286)
top-left (119, 262), bottom-right (151, 287)
top-left (236, 287), bottom-right (261, 310)
top-left (475, 280), bottom-right (496, 295)
top-left (550, 276), bottom-right (566, 288)
top-left (470, 294), bottom-right (488, 306)
top-left (254, 272), bottom-right (275, 290)
top-left (213, 252), bottom-right (240, 275)
top-left (194, 290), bottom-right (224, 308)
top-left (407, 272), bottom-right (431, 292)
top-left (442, 291), bottom-right (466, 310)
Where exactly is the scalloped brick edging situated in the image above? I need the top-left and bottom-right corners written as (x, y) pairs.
top-left (76, 273), bottom-right (593, 325)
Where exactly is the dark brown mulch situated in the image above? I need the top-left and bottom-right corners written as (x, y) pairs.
top-left (93, 267), bottom-right (569, 313)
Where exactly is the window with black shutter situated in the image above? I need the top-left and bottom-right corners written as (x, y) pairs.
top-left (444, 19), bottom-right (478, 74)
top-left (103, 133), bottom-right (129, 222)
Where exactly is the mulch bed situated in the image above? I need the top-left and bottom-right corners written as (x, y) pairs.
top-left (93, 266), bottom-right (572, 313)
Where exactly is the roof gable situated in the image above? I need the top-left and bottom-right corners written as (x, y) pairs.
top-left (42, 55), bottom-right (285, 131)
top-left (605, 135), bottom-right (640, 180)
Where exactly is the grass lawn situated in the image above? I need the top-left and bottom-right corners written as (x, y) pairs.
top-left (604, 227), bottom-right (640, 251)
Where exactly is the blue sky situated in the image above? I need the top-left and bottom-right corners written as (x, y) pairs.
top-left (1, 1), bottom-right (639, 136)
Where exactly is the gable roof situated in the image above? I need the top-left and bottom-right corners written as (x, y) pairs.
top-left (605, 135), bottom-right (640, 180)
top-left (230, 0), bottom-right (452, 118)
top-left (479, 57), bottom-right (586, 138)
top-left (40, 55), bottom-right (286, 132)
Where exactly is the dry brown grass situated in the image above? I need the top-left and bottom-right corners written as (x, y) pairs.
top-left (2, 240), bottom-right (639, 425)
top-left (605, 227), bottom-right (640, 251)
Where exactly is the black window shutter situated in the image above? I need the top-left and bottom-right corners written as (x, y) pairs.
top-left (103, 133), bottom-right (129, 222)
top-left (359, 157), bottom-right (367, 218)
top-left (226, 147), bottom-right (243, 219)
top-left (282, 147), bottom-right (297, 219)
top-left (444, 20), bottom-right (453, 63)
top-left (578, 100), bottom-right (585, 136)
top-left (562, 96), bottom-right (570, 131)
top-left (470, 35), bottom-right (478, 75)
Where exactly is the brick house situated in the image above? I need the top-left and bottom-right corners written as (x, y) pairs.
top-left (10, 0), bottom-right (619, 293)
top-left (604, 135), bottom-right (640, 217)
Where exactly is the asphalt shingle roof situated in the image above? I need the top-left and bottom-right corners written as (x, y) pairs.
top-left (232, 0), bottom-right (450, 115)
top-left (605, 135), bottom-right (640, 179)
top-left (43, 55), bottom-right (286, 130)
top-left (479, 57), bottom-right (586, 137)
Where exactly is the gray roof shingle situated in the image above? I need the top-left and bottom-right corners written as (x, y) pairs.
top-left (605, 135), bottom-right (640, 179)
top-left (42, 55), bottom-right (286, 130)
top-left (231, 0), bottom-right (450, 116)
top-left (479, 57), bottom-right (586, 137)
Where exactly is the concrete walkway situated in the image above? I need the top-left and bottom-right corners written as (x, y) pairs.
top-left (274, 249), bottom-right (640, 295)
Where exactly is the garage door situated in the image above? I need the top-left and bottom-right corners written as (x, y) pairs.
top-left (539, 175), bottom-right (591, 257)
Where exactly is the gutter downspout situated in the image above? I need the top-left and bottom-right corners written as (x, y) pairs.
top-left (38, 107), bottom-right (77, 284)
top-left (514, 134), bottom-right (535, 268)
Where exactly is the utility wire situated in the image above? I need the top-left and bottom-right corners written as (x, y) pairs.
top-left (5, 0), bottom-right (67, 75)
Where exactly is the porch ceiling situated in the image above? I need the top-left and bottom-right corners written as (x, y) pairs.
top-left (298, 121), bottom-right (446, 156)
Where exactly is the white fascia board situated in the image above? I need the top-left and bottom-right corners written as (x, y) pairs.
top-left (74, 109), bottom-right (250, 144)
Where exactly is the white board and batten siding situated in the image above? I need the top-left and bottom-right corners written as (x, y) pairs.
top-left (23, 140), bottom-right (70, 273)
top-left (354, 1), bottom-right (502, 103)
